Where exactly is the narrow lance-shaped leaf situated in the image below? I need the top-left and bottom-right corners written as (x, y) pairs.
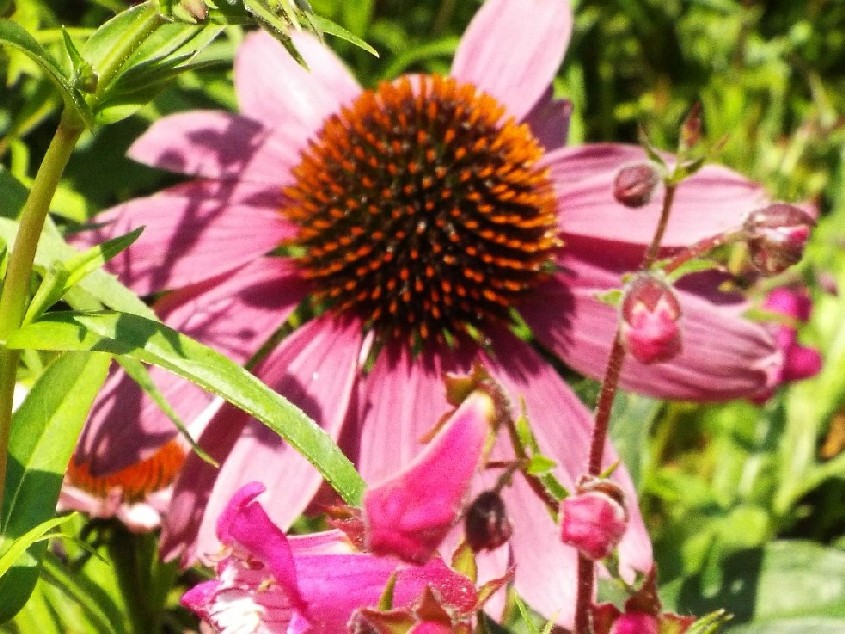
top-left (0, 351), bottom-right (111, 624)
top-left (6, 311), bottom-right (367, 506)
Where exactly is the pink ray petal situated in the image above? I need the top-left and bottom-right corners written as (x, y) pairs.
top-left (76, 364), bottom-right (210, 475)
top-left (235, 31), bottom-right (361, 140)
top-left (74, 180), bottom-right (293, 295)
top-left (127, 111), bottom-right (304, 186)
top-left (355, 342), bottom-right (473, 483)
top-left (477, 328), bottom-right (651, 624)
top-left (78, 258), bottom-right (306, 476)
top-left (523, 86), bottom-right (572, 152)
top-left (546, 143), bottom-right (768, 252)
top-left (156, 256), bottom-right (310, 365)
top-left (179, 316), bottom-right (362, 565)
top-left (451, 0), bottom-right (573, 121)
top-left (521, 257), bottom-right (781, 400)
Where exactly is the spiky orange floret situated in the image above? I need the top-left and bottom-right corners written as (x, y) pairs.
top-left (284, 74), bottom-right (559, 344)
top-left (66, 439), bottom-right (185, 503)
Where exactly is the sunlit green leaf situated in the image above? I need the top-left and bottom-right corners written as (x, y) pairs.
top-left (7, 311), bottom-right (366, 506)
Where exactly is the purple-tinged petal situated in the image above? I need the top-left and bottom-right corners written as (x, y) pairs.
top-left (477, 328), bottom-right (651, 625)
top-left (74, 180), bottom-right (292, 295)
top-left (76, 364), bottom-right (210, 475)
top-left (546, 143), bottom-right (768, 254)
top-left (235, 31), bottom-right (361, 140)
top-left (451, 0), bottom-right (573, 121)
top-left (172, 316), bottom-right (362, 565)
top-left (77, 258), bottom-right (307, 476)
top-left (364, 391), bottom-right (492, 564)
top-left (521, 257), bottom-right (781, 400)
top-left (355, 342), bottom-right (473, 483)
top-left (523, 86), bottom-right (572, 152)
top-left (128, 111), bottom-right (305, 186)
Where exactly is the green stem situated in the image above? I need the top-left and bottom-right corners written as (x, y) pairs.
top-left (0, 111), bottom-right (83, 519)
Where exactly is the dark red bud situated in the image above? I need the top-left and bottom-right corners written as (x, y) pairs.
top-left (613, 163), bottom-right (661, 208)
top-left (744, 203), bottom-right (815, 276)
top-left (620, 274), bottom-right (682, 364)
top-left (464, 490), bottom-right (512, 552)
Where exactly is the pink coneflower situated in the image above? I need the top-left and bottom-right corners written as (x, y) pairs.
top-left (75, 0), bottom-right (785, 624)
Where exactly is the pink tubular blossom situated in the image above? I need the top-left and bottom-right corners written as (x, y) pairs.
top-left (364, 391), bottom-right (492, 564)
top-left (560, 478), bottom-right (629, 561)
top-left (72, 0), bottom-right (798, 625)
top-left (182, 483), bottom-right (477, 633)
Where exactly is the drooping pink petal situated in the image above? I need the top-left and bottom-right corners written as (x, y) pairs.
top-left (451, 0), bottom-right (573, 121)
top-left (545, 143), bottom-right (768, 258)
top-left (477, 327), bottom-right (652, 624)
top-left (74, 180), bottom-right (293, 295)
top-left (77, 258), bottom-right (307, 476)
top-left (127, 110), bottom-right (305, 187)
top-left (522, 86), bottom-right (572, 152)
top-left (364, 391), bottom-right (492, 564)
top-left (521, 257), bottom-right (781, 400)
top-left (185, 316), bottom-right (362, 565)
top-left (235, 31), bottom-right (361, 141)
top-left (355, 342), bottom-right (473, 483)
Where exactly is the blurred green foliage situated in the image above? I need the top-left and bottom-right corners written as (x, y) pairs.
top-left (2, 0), bottom-right (844, 631)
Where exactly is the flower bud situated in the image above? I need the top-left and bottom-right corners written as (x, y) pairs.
top-left (744, 203), bottom-right (814, 276)
top-left (464, 490), bottom-right (512, 552)
top-left (620, 273), bottom-right (682, 364)
top-left (560, 476), bottom-right (628, 561)
top-left (613, 162), bottom-right (660, 208)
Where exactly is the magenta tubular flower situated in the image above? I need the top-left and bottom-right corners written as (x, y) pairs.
top-left (74, 0), bottom-right (788, 624)
top-left (752, 287), bottom-right (822, 401)
top-left (363, 391), bottom-right (492, 564)
top-left (560, 478), bottom-right (629, 561)
top-left (182, 482), bottom-right (477, 633)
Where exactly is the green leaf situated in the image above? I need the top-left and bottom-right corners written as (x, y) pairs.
top-left (309, 14), bottom-right (378, 57)
top-left (662, 541), bottom-right (845, 627)
top-left (0, 217), bottom-right (156, 320)
top-left (0, 352), bottom-right (111, 624)
top-left (7, 311), bottom-right (366, 506)
top-left (0, 20), bottom-right (93, 126)
top-left (0, 514), bottom-right (77, 579)
top-left (23, 227), bottom-right (144, 325)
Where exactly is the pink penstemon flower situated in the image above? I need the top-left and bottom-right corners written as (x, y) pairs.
top-left (73, 0), bottom-right (794, 624)
top-left (182, 383), bottom-right (497, 633)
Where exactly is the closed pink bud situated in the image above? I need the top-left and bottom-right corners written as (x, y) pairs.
top-left (744, 203), bottom-right (815, 275)
top-left (560, 477), bottom-right (628, 561)
top-left (621, 273), bottom-right (682, 364)
top-left (613, 162), bottom-right (660, 208)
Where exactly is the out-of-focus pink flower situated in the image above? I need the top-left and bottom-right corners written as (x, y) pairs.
top-left (560, 477), bottom-right (628, 561)
top-left (364, 391), bottom-right (492, 563)
top-left (182, 482), bottom-right (478, 633)
top-left (753, 287), bottom-right (822, 402)
top-left (620, 274), bottom-right (683, 365)
top-left (57, 439), bottom-right (185, 532)
top-left (74, 0), bottom-right (792, 624)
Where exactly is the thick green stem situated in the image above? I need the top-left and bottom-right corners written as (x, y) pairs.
top-left (0, 112), bottom-right (82, 519)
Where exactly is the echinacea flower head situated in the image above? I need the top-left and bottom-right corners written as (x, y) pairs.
top-left (75, 0), bottom-right (792, 624)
